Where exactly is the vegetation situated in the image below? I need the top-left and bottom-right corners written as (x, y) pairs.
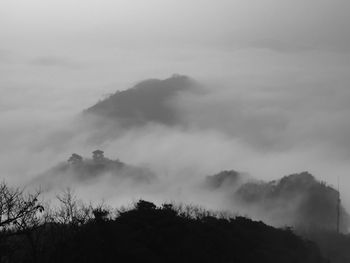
top-left (207, 171), bottom-right (350, 232)
top-left (0, 182), bottom-right (328, 263)
top-left (30, 151), bottom-right (155, 190)
top-left (85, 75), bottom-right (196, 126)
top-left (300, 228), bottom-right (350, 263)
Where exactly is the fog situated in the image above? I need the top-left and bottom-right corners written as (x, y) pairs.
top-left (1, 0), bottom-right (350, 220)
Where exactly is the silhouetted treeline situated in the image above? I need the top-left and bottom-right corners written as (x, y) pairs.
top-left (299, 228), bottom-right (350, 263)
top-left (0, 183), bottom-right (327, 263)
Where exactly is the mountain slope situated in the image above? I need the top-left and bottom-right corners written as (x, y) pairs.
top-left (30, 152), bottom-right (155, 190)
top-left (207, 171), bottom-right (350, 232)
top-left (85, 75), bottom-right (196, 126)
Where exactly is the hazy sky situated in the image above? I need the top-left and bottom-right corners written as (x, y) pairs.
top-left (1, 0), bottom-right (350, 207)
top-left (1, 0), bottom-right (349, 103)
top-left (1, 0), bottom-right (349, 119)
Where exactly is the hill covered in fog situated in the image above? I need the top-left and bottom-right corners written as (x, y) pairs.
top-left (30, 150), bottom-right (155, 190)
top-left (22, 74), bottom-right (350, 262)
top-left (207, 171), bottom-right (350, 232)
top-left (85, 74), bottom-right (197, 127)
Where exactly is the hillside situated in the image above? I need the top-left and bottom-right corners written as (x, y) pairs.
top-left (85, 75), bottom-right (196, 126)
top-left (2, 200), bottom-right (326, 263)
top-left (207, 171), bottom-right (350, 232)
top-left (30, 151), bottom-right (155, 190)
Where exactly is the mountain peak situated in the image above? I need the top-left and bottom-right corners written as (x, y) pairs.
top-left (85, 75), bottom-right (196, 126)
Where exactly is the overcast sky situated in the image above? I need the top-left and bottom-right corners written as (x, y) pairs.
top-left (1, 0), bottom-right (350, 206)
top-left (1, 0), bottom-right (349, 98)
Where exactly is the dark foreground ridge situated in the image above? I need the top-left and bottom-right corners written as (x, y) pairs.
top-left (1, 199), bottom-right (326, 263)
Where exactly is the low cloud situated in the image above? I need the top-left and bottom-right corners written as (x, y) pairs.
top-left (247, 39), bottom-right (315, 53)
top-left (30, 56), bottom-right (80, 68)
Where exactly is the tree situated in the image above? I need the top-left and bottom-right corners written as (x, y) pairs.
top-left (135, 200), bottom-right (156, 210)
top-left (55, 188), bottom-right (92, 225)
top-left (0, 182), bottom-right (43, 233)
top-left (92, 150), bottom-right (105, 162)
top-left (68, 153), bottom-right (83, 165)
top-left (0, 182), bottom-right (44, 262)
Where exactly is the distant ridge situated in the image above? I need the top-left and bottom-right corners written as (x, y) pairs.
top-left (29, 151), bottom-right (155, 190)
top-left (85, 75), bottom-right (196, 126)
top-left (207, 171), bottom-right (350, 232)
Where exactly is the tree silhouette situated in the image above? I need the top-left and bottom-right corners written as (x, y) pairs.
top-left (92, 150), bottom-right (105, 162)
top-left (67, 154), bottom-right (83, 165)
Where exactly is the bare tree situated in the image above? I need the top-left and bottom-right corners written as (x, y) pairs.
top-left (0, 182), bottom-right (43, 233)
top-left (55, 188), bottom-right (93, 225)
top-left (0, 182), bottom-right (44, 262)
